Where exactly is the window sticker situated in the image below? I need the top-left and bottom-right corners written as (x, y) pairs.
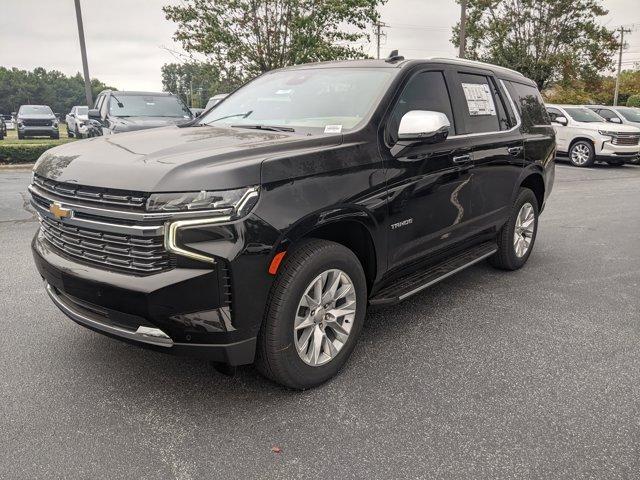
top-left (461, 83), bottom-right (496, 116)
top-left (324, 125), bottom-right (343, 134)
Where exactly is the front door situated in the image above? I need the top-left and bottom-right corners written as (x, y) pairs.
top-left (380, 67), bottom-right (477, 271)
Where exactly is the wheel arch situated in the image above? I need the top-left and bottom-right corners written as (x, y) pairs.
top-left (568, 136), bottom-right (595, 151)
top-left (519, 171), bottom-right (545, 211)
top-left (275, 212), bottom-right (381, 293)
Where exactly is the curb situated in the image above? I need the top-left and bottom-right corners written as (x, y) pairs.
top-left (0, 163), bottom-right (34, 170)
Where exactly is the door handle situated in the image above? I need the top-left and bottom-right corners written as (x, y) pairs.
top-left (507, 146), bottom-right (523, 156)
top-left (452, 154), bottom-right (471, 164)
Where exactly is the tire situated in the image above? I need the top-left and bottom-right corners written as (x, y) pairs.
top-left (17, 132), bottom-right (24, 140)
top-left (256, 239), bottom-right (367, 389)
top-left (490, 188), bottom-right (539, 271)
top-left (569, 140), bottom-right (595, 167)
top-left (67, 126), bottom-right (74, 138)
top-left (51, 132), bottom-right (59, 140)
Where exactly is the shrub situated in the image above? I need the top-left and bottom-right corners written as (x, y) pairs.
top-left (626, 95), bottom-right (640, 107)
top-left (0, 143), bottom-right (58, 164)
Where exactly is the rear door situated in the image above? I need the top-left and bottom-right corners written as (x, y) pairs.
top-left (447, 68), bottom-right (525, 229)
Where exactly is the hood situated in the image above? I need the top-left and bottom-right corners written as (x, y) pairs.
top-left (573, 121), bottom-right (640, 132)
top-left (19, 113), bottom-right (55, 120)
top-left (34, 125), bottom-right (342, 192)
top-left (110, 116), bottom-right (191, 133)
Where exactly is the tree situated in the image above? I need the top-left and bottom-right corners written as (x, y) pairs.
top-left (161, 62), bottom-right (243, 107)
top-left (163, 0), bottom-right (384, 80)
top-left (543, 68), bottom-right (640, 105)
top-left (451, 0), bottom-right (618, 90)
top-left (0, 67), bottom-right (114, 115)
top-left (627, 95), bottom-right (640, 107)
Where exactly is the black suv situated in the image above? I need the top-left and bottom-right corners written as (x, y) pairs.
top-left (16, 105), bottom-right (59, 139)
top-left (29, 57), bottom-right (555, 389)
top-left (88, 90), bottom-right (193, 135)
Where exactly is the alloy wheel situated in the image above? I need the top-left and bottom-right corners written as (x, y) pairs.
top-left (570, 144), bottom-right (590, 166)
top-left (293, 269), bottom-right (356, 366)
top-left (513, 202), bottom-right (535, 258)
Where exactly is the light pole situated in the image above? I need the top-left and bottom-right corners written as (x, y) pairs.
top-left (613, 26), bottom-right (631, 106)
top-left (74, 0), bottom-right (93, 107)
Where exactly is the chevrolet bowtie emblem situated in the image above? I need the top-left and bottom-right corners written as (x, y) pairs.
top-left (49, 202), bottom-right (73, 220)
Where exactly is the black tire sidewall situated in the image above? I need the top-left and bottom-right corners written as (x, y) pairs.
top-left (263, 241), bottom-right (367, 389)
top-left (569, 140), bottom-right (595, 167)
top-left (506, 189), bottom-right (539, 269)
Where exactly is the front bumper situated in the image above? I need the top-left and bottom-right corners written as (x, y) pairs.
top-left (19, 125), bottom-right (58, 136)
top-left (32, 232), bottom-right (258, 364)
top-left (597, 141), bottom-right (640, 162)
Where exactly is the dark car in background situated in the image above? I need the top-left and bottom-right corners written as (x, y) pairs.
top-left (88, 91), bottom-right (193, 135)
top-left (16, 105), bottom-right (59, 139)
top-left (30, 57), bottom-right (554, 389)
top-left (0, 116), bottom-right (5, 139)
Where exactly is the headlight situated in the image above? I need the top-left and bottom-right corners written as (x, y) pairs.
top-left (53, 121), bottom-right (58, 128)
top-left (146, 186), bottom-right (259, 218)
top-left (598, 130), bottom-right (617, 137)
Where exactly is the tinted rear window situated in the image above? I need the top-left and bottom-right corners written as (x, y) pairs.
top-left (505, 81), bottom-right (549, 129)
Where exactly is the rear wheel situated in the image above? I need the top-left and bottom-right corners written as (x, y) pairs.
top-left (67, 125), bottom-right (74, 138)
top-left (490, 188), bottom-right (539, 271)
top-left (569, 140), bottom-right (595, 167)
top-left (256, 239), bottom-right (367, 389)
top-left (17, 132), bottom-right (24, 140)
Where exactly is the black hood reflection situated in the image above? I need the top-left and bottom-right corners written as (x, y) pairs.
top-left (33, 125), bottom-right (342, 192)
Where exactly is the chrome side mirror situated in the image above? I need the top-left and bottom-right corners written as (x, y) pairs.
top-left (552, 116), bottom-right (568, 126)
top-left (398, 110), bottom-right (451, 143)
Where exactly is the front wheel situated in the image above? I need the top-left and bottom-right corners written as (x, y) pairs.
top-left (569, 140), bottom-right (595, 167)
top-left (490, 188), bottom-right (539, 271)
top-left (256, 239), bottom-right (367, 389)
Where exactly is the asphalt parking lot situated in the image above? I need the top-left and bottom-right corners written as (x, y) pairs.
top-left (1, 162), bottom-right (639, 479)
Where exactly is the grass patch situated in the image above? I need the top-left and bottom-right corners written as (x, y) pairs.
top-left (1, 124), bottom-right (77, 164)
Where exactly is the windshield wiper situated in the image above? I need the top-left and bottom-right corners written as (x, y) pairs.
top-left (203, 111), bottom-right (253, 125)
top-left (230, 124), bottom-right (295, 132)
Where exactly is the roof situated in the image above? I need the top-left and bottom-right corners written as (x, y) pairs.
top-left (275, 56), bottom-right (532, 84)
top-left (99, 90), bottom-right (176, 96)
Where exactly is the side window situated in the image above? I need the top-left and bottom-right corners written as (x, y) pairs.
top-left (505, 81), bottom-right (550, 129)
top-left (388, 71), bottom-right (455, 143)
top-left (456, 73), bottom-right (509, 134)
top-left (546, 107), bottom-right (562, 122)
top-left (597, 108), bottom-right (617, 121)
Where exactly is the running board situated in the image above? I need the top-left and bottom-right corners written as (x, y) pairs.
top-left (369, 242), bottom-right (498, 306)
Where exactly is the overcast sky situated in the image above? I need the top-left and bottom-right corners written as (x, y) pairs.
top-left (0, 0), bottom-right (638, 92)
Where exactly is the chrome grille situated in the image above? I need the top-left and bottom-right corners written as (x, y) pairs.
top-left (612, 133), bottom-right (640, 146)
top-left (33, 174), bottom-right (147, 209)
top-left (39, 215), bottom-right (171, 273)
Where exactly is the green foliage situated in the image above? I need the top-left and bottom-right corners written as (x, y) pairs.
top-left (543, 69), bottom-right (640, 105)
top-left (626, 94), bottom-right (640, 107)
top-left (163, 0), bottom-right (384, 79)
top-left (161, 62), bottom-right (243, 107)
top-left (452, 0), bottom-right (618, 90)
top-left (0, 142), bottom-right (60, 164)
top-left (0, 67), bottom-right (115, 115)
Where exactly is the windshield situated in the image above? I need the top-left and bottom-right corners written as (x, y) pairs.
top-left (109, 95), bottom-right (191, 118)
top-left (616, 107), bottom-right (640, 122)
top-left (19, 105), bottom-right (53, 115)
top-left (563, 107), bottom-right (605, 123)
top-left (76, 106), bottom-right (88, 116)
top-left (199, 68), bottom-right (395, 132)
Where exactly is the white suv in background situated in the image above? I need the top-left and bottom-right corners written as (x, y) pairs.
top-left (546, 104), bottom-right (640, 167)
top-left (584, 105), bottom-right (640, 130)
